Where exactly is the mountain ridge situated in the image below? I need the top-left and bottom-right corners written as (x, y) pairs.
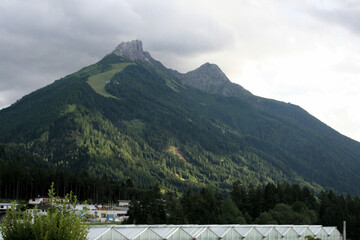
top-left (113, 40), bottom-right (153, 62)
top-left (1, 40), bottom-right (360, 194)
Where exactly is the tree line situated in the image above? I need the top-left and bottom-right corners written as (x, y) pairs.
top-left (0, 143), bottom-right (154, 202)
top-left (2, 143), bottom-right (360, 239)
top-left (0, 160), bottom-right (149, 203)
top-left (126, 181), bottom-right (360, 240)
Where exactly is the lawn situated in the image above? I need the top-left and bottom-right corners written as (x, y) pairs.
top-left (87, 63), bottom-right (132, 98)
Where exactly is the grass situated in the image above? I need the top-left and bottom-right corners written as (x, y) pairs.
top-left (123, 119), bottom-right (145, 135)
top-left (167, 146), bottom-right (187, 162)
top-left (87, 63), bottom-right (132, 98)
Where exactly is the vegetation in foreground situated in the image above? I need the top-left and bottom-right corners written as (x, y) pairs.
top-left (0, 180), bottom-right (360, 239)
top-left (1, 144), bottom-right (359, 239)
top-left (0, 183), bottom-right (88, 240)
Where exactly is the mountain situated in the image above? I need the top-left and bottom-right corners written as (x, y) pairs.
top-left (1, 40), bottom-right (360, 194)
top-left (178, 62), bottom-right (252, 100)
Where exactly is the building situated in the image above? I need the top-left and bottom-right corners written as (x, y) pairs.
top-left (0, 203), bottom-right (12, 212)
top-left (28, 197), bottom-right (51, 205)
top-left (26, 197), bottom-right (130, 223)
top-left (118, 200), bottom-right (130, 209)
top-left (86, 225), bottom-right (342, 240)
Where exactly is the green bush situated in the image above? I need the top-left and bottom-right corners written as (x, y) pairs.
top-left (0, 183), bottom-right (88, 240)
top-left (305, 236), bottom-right (321, 240)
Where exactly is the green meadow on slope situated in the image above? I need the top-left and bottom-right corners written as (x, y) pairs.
top-left (87, 63), bottom-right (131, 98)
top-left (0, 47), bottom-right (360, 195)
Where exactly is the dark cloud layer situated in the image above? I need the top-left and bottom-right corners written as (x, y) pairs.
top-left (0, 0), bottom-right (234, 109)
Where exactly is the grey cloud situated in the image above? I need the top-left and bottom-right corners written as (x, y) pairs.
top-left (0, 0), bottom-right (140, 108)
top-left (129, 0), bottom-right (235, 55)
top-left (0, 0), bottom-right (237, 109)
top-left (309, 2), bottom-right (360, 35)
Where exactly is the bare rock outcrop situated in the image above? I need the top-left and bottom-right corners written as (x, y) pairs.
top-left (113, 40), bottom-right (153, 62)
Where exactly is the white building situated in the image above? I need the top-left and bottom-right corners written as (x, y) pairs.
top-left (86, 225), bottom-right (342, 240)
top-left (28, 197), bottom-right (50, 205)
top-left (0, 203), bottom-right (12, 211)
top-left (26, 197), bottom-right (130, 223)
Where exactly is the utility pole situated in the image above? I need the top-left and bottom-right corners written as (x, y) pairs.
top-left (343, 221), bottom-right (346, 240)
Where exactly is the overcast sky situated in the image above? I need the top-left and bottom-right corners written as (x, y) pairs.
top-left (1, 0), bottom-right (360, 141)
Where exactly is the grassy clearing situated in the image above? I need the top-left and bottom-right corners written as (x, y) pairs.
top-left (123, 119), bottom-right (145, 135)
top-left (87, 63), bottom-right (131, 98)
top-left (167, 146), bottom-right (187, 162)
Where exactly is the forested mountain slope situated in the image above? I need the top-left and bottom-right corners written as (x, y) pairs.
top-left (1, 40), bottom-right (360, 194)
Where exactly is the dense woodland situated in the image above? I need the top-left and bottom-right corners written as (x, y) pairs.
top-left (126, 182), bottom-right (360, 240)
top-left (0, 144), bottom-right (148, 202)
top-left (2, 45), bottom-right (360, 239)
top-left (0, 145), bottom-right (360, 239)
top-left (2, 163), bottom-right (360, 240)
top-left (1, 53), bottom-right (360, 194)
top-left (1, 143), bottom-right (360, 239)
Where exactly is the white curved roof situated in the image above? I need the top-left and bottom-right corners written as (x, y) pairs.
top-left (87, 225), bottom-right (341, 240)
top-left (87, 226), bottom-right (112, 240)
top-left (151, 226), bottom-right (180, 239)
top-left (308, 226), bottom-right (323, 235)
top-left (114, 227), bottom-right (148, 239)
top-left (256, 226), bottom-right (274, 236)
top-left (233, 226), bottom-right (254, 237)
top-left (323, 227), bottom-right (336, 235)
top-left (209, 226), bottom-right (232, 238)
top-left (182, 226), bottom-right (208, 238)
top-left (292, 225), bottom-right (308, 235)
top-left (274, 226), bottom-right (292, 236)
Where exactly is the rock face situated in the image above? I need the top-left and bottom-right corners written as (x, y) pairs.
top-left (178, 62), bottom-right (252, 99)
top-left (113, 40), bottom-right (153, 62)
top-left (180, 62), bottom-right (230, 91)
top-left (113, 40), bottom-right (252, 100)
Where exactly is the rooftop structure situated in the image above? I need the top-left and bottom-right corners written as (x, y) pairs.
top-left (86, 225), bottom-right (342, 240)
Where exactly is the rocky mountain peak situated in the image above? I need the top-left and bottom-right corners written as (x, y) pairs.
top-left (177, 62), bottom-right (252, 98)
top-left (112, 40), bottom-right (251, 99)
top-left (178, 62), bottom-right (230, 93)
top-left (195, 62), bottom-right (230, 83)
top-left (113, 40), bottom-right (152, 62)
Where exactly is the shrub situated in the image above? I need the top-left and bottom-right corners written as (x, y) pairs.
top-left (0, 183), bottom-right (88, 240)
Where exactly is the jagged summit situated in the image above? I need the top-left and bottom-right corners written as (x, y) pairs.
top-left (113, 40), bottom-right (153, 62)
top-left (2, 38), bottom-right (360, 195)
top-left (175, 61), bottom-right (252, 98)
top-left (111, 40), bottom-right (252, 99)
top-left (177, 62), bottom-right (233, 95)
top-left (179, 62), bottom-right (230, 90)
top-left (194, 62), bottom-right (231, 83)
